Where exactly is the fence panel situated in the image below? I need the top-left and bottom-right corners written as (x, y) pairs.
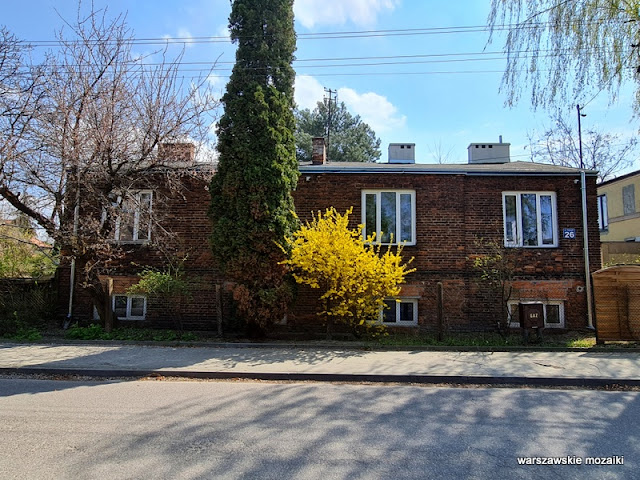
top-left (593, 266), bottom-right (640, 341)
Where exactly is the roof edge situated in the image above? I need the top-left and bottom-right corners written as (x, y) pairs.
top-left (299, 165), bottom-right (598, 177)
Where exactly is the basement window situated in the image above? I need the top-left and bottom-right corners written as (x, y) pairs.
top-left (113, 294), bottom-right (147, 321)
top-left (507, 301), bottom-right (564, 328)
top-left (381, 298), bottom-right (418, 326)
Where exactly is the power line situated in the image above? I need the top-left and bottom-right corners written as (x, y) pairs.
top-left (13, 20), bottom-right (592, 48)
top-left (7, 45), bottom-right (619, 76)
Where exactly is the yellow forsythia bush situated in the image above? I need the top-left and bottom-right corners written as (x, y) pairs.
top-left (282, 207), bottom-right (414, 333)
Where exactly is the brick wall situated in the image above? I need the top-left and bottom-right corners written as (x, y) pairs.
top-left (61, 167), bottom-right (601, 332)
top-left (291, 171), bottom-right (601, 331)
top-left (58, 172), bottom-right (232, 331)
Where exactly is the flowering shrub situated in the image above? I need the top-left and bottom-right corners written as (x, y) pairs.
top-left (282, 207), bottom-right (414, 335)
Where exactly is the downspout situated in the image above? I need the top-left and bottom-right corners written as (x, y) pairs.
top-left (581, 170), bottom-right (594, 329)
top-left (65, 169), bottom-right (81, 329)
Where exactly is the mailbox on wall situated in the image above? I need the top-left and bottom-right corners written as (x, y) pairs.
top-left (519, 303), bottom-right (544, 329)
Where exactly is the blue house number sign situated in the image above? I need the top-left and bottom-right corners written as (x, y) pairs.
top-left (563, 228), bottom-right (576, 239)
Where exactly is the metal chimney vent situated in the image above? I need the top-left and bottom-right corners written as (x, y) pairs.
top-left (467, 142), bottom-right (510, 164)
top-left (388, 143), bottom-right (415, 164)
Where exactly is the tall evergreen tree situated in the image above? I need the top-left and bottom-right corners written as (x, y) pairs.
top-left (209, 0), bottom-right (299, 331)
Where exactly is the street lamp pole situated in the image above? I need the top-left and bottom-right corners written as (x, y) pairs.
top-left (577, 104), bottom-right (586, 169)
top-left (576, 103), bottom-right (594, 329)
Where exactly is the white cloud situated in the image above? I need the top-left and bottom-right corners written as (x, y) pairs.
top-left (177, 28), bottom-right (196, 47)
top-left (294, 0), bottom-right (400, 28)
top-left (217, 24), bottom-right (231, 40)
top-left (294, 75), bottom-right (325, 110)
top-left (295, 76), bottom-right (406, 135)
top-left (207, 74), bottom-right (226, 90)
top-left (162, 28), bottom-right (196, 48)
top-left (338, 87), bottom-right (406, 133)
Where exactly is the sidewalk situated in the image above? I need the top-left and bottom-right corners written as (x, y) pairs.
top-left (1, 341), bottom-right (639, 387)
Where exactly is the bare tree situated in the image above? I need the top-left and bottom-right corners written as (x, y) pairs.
top-left (427, 139), bottom-right (455, 164)
top-left (526, 112), bottom-right (637, 182)
top-left (0, 8), bottom-right (218, 324)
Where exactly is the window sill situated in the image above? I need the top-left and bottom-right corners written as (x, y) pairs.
top-left (113, 240), bottom-right (151, 245)
top-left (366, 242), bottom-right (417, 247)
top-left (505, 245), bottom-right (558, 249)
top-left (382, 322), bottom-right (418, 327)
top-left (510, 324), bottom-right (564, 329)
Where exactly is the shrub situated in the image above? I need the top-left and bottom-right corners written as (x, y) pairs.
top-left (282, 207), bottom-right (414, 336)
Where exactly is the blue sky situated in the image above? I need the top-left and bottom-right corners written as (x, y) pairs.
top-left (2, 0), bottom-right (638, 166)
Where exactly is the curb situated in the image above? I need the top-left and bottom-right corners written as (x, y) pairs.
top-left (2, 367), bottom-right (639, 389)
top-left (9, 339), bottom-right (640, 354)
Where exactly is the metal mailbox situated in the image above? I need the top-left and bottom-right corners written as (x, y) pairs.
top-left (519, 303), bottom-right (544, 329)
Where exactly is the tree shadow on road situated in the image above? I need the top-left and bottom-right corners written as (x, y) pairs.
top-left (2, 379), bottom-right (635, 479)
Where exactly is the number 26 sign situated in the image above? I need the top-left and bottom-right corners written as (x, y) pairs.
top-left (563, 228), bottom-right (576, 239)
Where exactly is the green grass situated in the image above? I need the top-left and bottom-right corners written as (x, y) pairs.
top-left (64, 324), bottom-right (199, 342)
top-left (371, 331), bottom-right (609, 349)
top-left (0, 327), bottom-right (43, 342)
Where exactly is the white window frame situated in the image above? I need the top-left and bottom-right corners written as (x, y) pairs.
top-left (597, 194), bottom-right (608, 232)
top-left (361, 190), bottom-right (416, 246)
top-left (380, 298), bottom-right (418, 326)
top-left (502, 192), bottom-right (558, 248)
top-left (112, 294), bottom-right (147, 321)
top-left (114, 190), bottom-right (153, 243)
top-left (507, 300), bottom-right (565, 328)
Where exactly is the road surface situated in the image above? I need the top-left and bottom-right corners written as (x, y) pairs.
top-left (0, 377), bottom-right (637, 479)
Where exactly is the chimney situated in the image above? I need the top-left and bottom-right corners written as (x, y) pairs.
top-left (158, 142), bottom-right (195, 165)
top-left (388, 143), bottom-right (415, 164)
top-left (467, 141), bottom-right (510, 164)
top-left (311, 137), bottom-right (326, 165)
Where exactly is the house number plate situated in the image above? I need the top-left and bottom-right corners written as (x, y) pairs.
top-left (563, 228), bottom-right (576, 239)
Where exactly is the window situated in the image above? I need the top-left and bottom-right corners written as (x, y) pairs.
top-left (597, 194), bottom-right (608, 232)
top-left (503, 192), bottom-right (557, 247)
top-left (114, 191), bottom-right (152, 242)
top-left (112, 294), bottom-right (147, 320)
top-left (508, 301), bottom-right (564, 328)
top-left (362, 190), bottom-right (416, 245)
top-left (623, 184), bottom-right (635, 216)
top-left (381, 298), bottom-right (418, 325)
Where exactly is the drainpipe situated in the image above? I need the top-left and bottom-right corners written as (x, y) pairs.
top-left (65, 169), bottom-right (81, 329)
top-left (581, 170), bottom-right (594, 329)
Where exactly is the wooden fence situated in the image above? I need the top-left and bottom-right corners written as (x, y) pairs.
top-left (592, 266), bottom-right (640, 342)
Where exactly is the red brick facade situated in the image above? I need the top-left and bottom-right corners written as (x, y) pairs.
top-left (290, 168), bottom-right (600, 331)
top-left (60, 161), bottom-right (600, 332)
top-left (58, 173), bottom-right (232, 331)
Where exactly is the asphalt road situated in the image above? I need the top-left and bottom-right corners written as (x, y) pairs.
top-left (0, 378), bottom-right (637, 479)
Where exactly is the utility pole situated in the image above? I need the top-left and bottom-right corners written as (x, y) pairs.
top-left (577, 104), bottom-right (586, 169)
top-left (576, 103), bottom-right (594, 329)
top-left (324, 87), bottom-right (337, 156)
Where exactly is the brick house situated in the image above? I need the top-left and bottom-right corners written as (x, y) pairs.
top-left (58, 143), bottom-right (227, 331)
top-left (291, 139), bottom-right (600, 331)
top-left (59, 139), bottom-right (600, 332)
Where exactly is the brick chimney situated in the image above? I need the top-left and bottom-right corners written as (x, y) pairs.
top-left (158, 142), bottom-right (195, 165)
top-left (311, 137), bottom-right (326, 165)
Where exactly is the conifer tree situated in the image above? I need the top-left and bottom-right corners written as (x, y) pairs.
top-left (209, 0), bottom-right (299, 331)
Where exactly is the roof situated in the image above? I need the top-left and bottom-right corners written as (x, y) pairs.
top-left (299, 161), bottom-right (598, 177)
top-left (597, 168), bottom-right (640, 187)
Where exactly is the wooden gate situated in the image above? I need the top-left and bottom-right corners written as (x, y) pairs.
top-left (592, 266), bottom-right (640, 341)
